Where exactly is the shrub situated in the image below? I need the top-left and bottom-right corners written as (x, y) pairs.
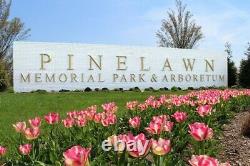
top-left (73, 89), bottom-right (84, 92)
top-left (59, 89), bottom-right (70, 92)
top-left (133, 87), bottom-right (140, 92)
top-left (199, 86), bottom-right (206, 90)
top-left (113, 88), bottom-right (119, 91)
top-left (217, 86), bottom-right (226, 90)
top-left (159, 88), bottom-right (166, 91)
top-left (170, 86), bottom-right (178, 91)
top-left (33, 89), bottom-right (47, 93)
top-left (101, 88), bottom-right (108, 91)
top-left (128, 87), bottom-right (141, 92)
top-left (144, 87), bottom-right (154, 91)
top-left (164, 87), bottom-right (169, 91)
top-left (84, 87), bottom-right (92, 92)
top-left (94, 88), bottom-right (100, 91)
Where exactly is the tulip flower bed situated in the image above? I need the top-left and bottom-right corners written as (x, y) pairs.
top-left (0, 89), bottom-right (250, 166)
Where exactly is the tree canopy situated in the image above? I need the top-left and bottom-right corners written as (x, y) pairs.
top-left (239, 43), bottom-right (250, 88)
top-left (156, 0), bottom-right (203, 49)
top-left (0, 0), bottom-right (30, 62)
top-left (0, 0), bottom-right (29, 90)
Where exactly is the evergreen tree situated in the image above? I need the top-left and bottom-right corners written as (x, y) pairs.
top-left (239, 43), bottom-right (250, 88)
top-left (224, 42), bottom-right (237, 87)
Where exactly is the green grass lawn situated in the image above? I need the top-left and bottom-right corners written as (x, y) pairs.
top-left (0, 90), bottom-right (186, 140)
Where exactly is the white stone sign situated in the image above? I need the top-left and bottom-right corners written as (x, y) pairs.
top-left (13, 42), bottom-right (227, 92)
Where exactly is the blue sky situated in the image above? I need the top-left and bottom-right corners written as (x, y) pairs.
top-left (10, 0), bottom-right (250, 67)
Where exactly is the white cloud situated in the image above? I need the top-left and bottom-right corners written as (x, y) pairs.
top-left (193, 1), bottom-right (250, 66)
top-left (123, 0), bottom-right (250, 67)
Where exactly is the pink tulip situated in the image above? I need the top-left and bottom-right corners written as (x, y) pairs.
top-left (129, 116), bottom-right (141, 129)
top-left (149, 100), bottom-right (162, 108)
top-left (171, 97), bottom-right (182, 106)
top-left (197, 105), bottom-right (213, 117)
top-left (63, 145), bottom-right (91, 166)
top-left (126, 101), bottom-right (138, 110)
top-left (137, 103), bottom-right (148, 111)
top-left (19, 144), bottom-right (32, 155)
top-left (189, 155), bottom-right (218, 166)
top-left (151, 138), bottom-right (171, 156)
top-left (172, 111), bottom-right (188, 123)
top-left (102, 102), bottom-right (118, 114)
top-left (84, 110), bottom-right (96, 120)
top-left (24, 127), bottom-right (40, 140)
top-left (44, 112), bottom-right (60, 124)
top-left (12, 121), bottom-right (26, 133)
top-left (159, 95), bottom-right (167, 104)
top-left (85, 105), bottom-right (97, 114)
top-left (29, 117), bottom-right (41, 128)
top-left (62, 118), bottom-right (75, 128)
top-left (76, 117), bottom-right (87, 127)
top-left (189, 122), bottom-right (213, 141)
top-left (0, 146), bottom-right (7, 156)
top-left (93, 113), bottom-right (102, 123)
top-left (189, 155), bottom-right (230, 166)
top-left (152, 115), bottom-right (169, 123)
top-left (145, 115), bottom-right (173, 135)
top-left (67, 111), bottom-right (78, 119)
top-left (126, 133), bottom-right (151, 158)
top-left (145, 121), bottom-right (162, 135)
top-left (101, 114), bottom-right (117, 127)
top-left (163, 121), bottom-right (174, 132)
top-left (145, 96), bottom-right (163, 108)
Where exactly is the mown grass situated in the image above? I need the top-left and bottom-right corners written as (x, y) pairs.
top-left (0, 90), bottom-right (186, 140)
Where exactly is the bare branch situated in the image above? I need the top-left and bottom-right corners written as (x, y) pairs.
top-left (156, 0), bottom-right (203, 49)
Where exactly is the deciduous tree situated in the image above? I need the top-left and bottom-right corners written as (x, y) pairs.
top-left (0, 0), bottom-right (29, 90)
top-left (156, 0), bottom-right (203, 48)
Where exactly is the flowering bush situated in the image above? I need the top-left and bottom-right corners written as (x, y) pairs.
top-left (0, 89), bottom-right (250, 166)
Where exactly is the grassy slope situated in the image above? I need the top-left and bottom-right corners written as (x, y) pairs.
top-left (0, 90), bottom-right (186, 140)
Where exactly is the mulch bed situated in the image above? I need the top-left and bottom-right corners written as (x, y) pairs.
top-left (218, 110), bottom-right (250, 166)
